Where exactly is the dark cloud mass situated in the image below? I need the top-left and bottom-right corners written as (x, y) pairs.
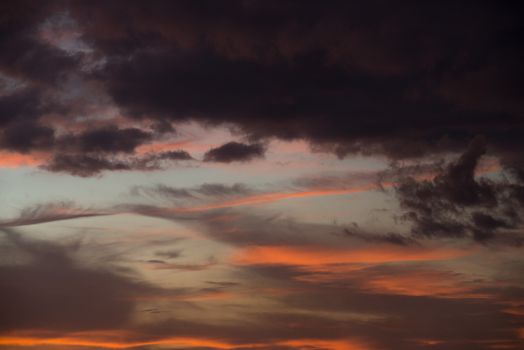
top-left (59, 126), bottom-right (153, 154)
top-left (42, 150), bottom-right (194, 177)
top-left (203, 142), bottom-right (265, 163)
top-left (42, 153), bottom-right (133, 177)
top-left (150, 150), bottom-right (192, 161)
top-left (395, 137), bottom-right (524, 242)
top-left (0, 0), bottom-right (522, 174)
top-left (0, 121), bottom-right (55, 153)
top-left (66, 0), bottom-right (524, 160)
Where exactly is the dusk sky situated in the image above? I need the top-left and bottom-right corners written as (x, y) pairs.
top-left (1, 1), bottom-right (524, 350)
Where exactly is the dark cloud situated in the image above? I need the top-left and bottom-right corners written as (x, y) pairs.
top-left (149, 150), bottom-right (193, 161)
top-left (0, 228), bottom-right (229, 336)
top-left (150, 119), bottom-right (176, 134)
top-left (58, 125), bottom-right (153, 154)
top-left (0, 1), bottom-right (84, 157)
top-left (0, 1), bottom-right (79, 84)
top-left (0, 88), bottom-right (43, 127)
top-left (0, 121), bottom-right (55, 153)
top-left (203, 142), bottom-right (265, 163)
top-left (0, 0), bottom-right (523, 173)
top-left (61, 0), bottom-right (524, 162)
top-left (341, 227), bottom-right (418, 246)
top-left (0, 228), bottom-right (157, 332)
top-left (0, 202), bottom-right (109, 227)
top-left (133, 182), bottom-right (253, 203)
top-left (395, 137), bottom-right (524, 242)
top-left (41, 148), bottom-right (194, 177)
top-left (42, 153), bottom-right (134, 177)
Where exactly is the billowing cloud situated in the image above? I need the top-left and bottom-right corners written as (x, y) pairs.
top-left (62, 1), bottom-right (523, 164)
top-left (0, 0), bottom-right (523, 180)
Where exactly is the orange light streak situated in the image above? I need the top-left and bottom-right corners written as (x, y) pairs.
top-left (0, 334), bottom-right (373, 350)
top-left (0, 335), bottom-right (236, 349)
top-left (363, 270), bottom-right (490, 299)
top-left (174, 183), bottom-right (390, 213)
top-left (278, 339), bottom-right (371, 350)
top-left (233, 245), bottom-right (472, 266)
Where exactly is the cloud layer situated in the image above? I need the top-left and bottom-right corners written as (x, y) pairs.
top-left (2, 2), bottom-right (524, 350)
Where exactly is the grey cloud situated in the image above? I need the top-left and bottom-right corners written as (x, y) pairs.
top-left (0, 202), bottom-right (109, 227)
top-left (41, 149), bottom-right (194, 177)
top-left (395, 137), bottom-right (524, 242)
top-left (203, 142), bottom-right (265, 163)
top-left (0, 228), bottom-right (157, 332)
top-left (133, 182), bottom-right (253, 202)
top-left (58, 125), bottom-right (153, 154)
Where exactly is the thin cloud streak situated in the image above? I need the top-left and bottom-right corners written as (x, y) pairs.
top-left (174, 184), bottom-right (388, 212)
top-left (233, 245), bottom-right (473, 266)
top-left (0, 202), bottom-right (111, 227)
top-left (0, 333), bottom-right (372, 350)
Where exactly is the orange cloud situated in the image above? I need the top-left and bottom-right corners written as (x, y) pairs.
top-left (0, 335), bottom-right (235, 349)
top-left (0, 332), bottom-right (372, 350)
top-left (292, 264), bottom-right (373, 284)
top-left (502, 299), bottom-right (524, 316)
top-left (233, 245), bottom-right (472, 267)
top-left (0, 151), bottom-right (50, 168)
top-left (135, 141), bottom-right (191, 155)
top-left (277, 339), bottom-right (371, 350)
top-left (175, 183), bottom-right (389, 213)
top-left (363, 270), bottom-right (490, 299)
top-left (413, 339), bottom-right (445, 346)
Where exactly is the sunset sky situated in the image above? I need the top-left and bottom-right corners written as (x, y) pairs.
top-left (1, 1), bottom-right (524, 350)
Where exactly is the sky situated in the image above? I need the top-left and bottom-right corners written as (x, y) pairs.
top-left (1, 1), bottom-right (524, 350)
